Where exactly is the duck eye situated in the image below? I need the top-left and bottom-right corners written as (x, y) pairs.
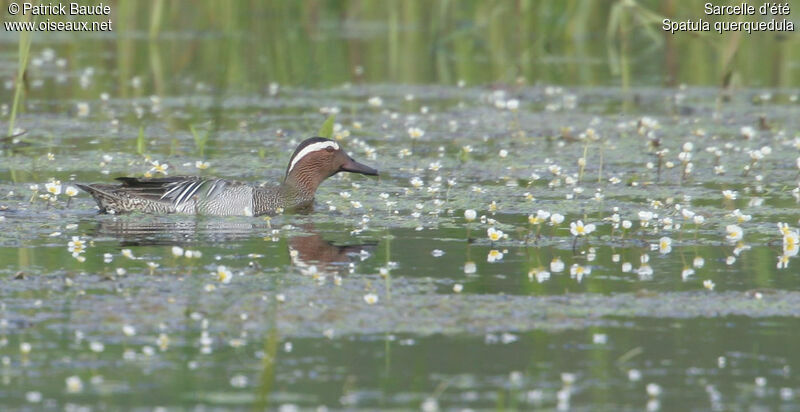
top-left (325, 147), bottom-right (335, 153)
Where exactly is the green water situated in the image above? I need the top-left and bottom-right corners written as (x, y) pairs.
top-left (2, 1), bottom-right (800, 410)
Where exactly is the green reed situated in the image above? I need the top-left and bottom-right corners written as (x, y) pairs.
top-left (190, 124), bottom-right (210, 157)
top-left (7, 14), bottom-right (33, 137)
top-left (317, 114), bottom-right (336, 139)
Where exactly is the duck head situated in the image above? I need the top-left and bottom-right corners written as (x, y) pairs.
top-left (284, 137), bottom-right (378, 197)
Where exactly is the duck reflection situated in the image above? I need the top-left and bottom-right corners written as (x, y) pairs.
top-left (92, 218), bottom-right (377, 274)
top-left (93, 218), bottom-right (259, 245)
top-left (288, 231), bottom-right (375, 275)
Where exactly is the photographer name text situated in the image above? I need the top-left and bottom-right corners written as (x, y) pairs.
top-left (5, 2), bottom-right (113, 32)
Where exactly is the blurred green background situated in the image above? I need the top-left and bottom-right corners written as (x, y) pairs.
top-left (2, 0), bottom-right (798, 94)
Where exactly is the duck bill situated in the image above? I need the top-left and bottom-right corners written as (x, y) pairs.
top-left (340, 157), bottom-right (378, 176)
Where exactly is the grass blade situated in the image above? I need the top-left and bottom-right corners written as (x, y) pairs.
top-left (317, 115), bottom-right (336, 139)
top-left (137, 126), bottom-right (146, 155)
top-left (8, 15), bottom-right (34, 137)
top-left (190, 124), bottom-right (210, 157)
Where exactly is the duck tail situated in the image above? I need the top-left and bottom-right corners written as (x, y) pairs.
top-left (75, 184), bottom-right (117, 212)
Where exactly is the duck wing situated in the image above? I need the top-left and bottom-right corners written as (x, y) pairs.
top-left (115, 176), bottom-right (230, 208)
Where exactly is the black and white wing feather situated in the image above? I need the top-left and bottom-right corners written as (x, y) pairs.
top-left (115, 176), bottom-right (229, 210)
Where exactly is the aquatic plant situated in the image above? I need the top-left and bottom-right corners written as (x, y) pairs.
top-left (189, 124), bottom-right (211, 157)
top-left (7, 13), bottom-right (33, 138)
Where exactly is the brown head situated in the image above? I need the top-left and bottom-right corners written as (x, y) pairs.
top-left (284, 137), bottom-right (378, 197)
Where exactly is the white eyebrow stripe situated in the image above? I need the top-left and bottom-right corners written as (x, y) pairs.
top-left (288, 141), bottom-right (339, 173)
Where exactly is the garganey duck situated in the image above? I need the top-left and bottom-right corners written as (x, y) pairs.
top-left (77, 137), bottom-right (378, 216)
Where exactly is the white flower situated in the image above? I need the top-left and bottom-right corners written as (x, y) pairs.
top-left (550, 213), bottom-right (565, 225)
top-left (622, 220), bottom-right (632, 229)
top-left (67, 236), bottom-right (85, 257)
top-left (647, 383), bottom-right (662, 398)
top-left (658, 237), bottom-right (672, 254)
top-left (157, 333), bottom-right (170, 351)
top-left (703, 279), bottom-right (715, 290)
top-left (784, 231), bottom-right (799, 255)
top-left (367, 96), bottom-right (383, 107)
top-left (529, 210), bottom-right (550, 225)
top-left (730, 209), bottom-right (751, 223)
top-left (638, 211), bottom-right (654, 226)
top-left (407, 127), bottom-right (425, 139)
top-left (487, 227), bottom-right (504, 242)
top-left (216, 265), bottom-right (233, 284)
top-left (637, 264), bottom-right (653, 279)
top-left (453, 283), bottom-right (464, 293)
top-left (693, 256), bottom-right (705, 268)
top-left (570, 264), bottom-right (591, 282)
top-left (725, 225), bottom-right (743, 242)
top-left (89, 341), bottom-right (105, 352)
top-left (628, 369), bottom-right (642, 382)
top-left (171, 246), bottom-right (184, 257)
top-left (778, 253), bottom-right (792, 269)
top-left (722, 190), bottom-right (737, 200)
top-left (64, 186), bottom-right (78, 197)
top-left (569, 220), bottom-right (596, 237)
top-left (149, 160), bottom-right (169, 175)
top-left (65, 376), bottom-right (83, 393)
top-left (464, 209), bottom-right (477, 222)
top-left (45, 180), bottom-right (62, 196)
top-left (121, 249), bottom-right (135, 259)
top-left (185, 250), bottom-right (202, 258)
top-left (230, 374), bottom-right (248, 388)
top-left (195, 161), bottom-right (210, 170)
top-left (122, 325), bottom-right (136, 336)
top-left (25, 391), bottom-right (42, 403)
top-left (529, 268), bottom-right (550, 283)
top-left (550, 258), bottom-right (565, 273)
top-left (363, 293), bottom-right (379, 305)
top-left (487, 249), bottom-right (504, 262)
top-left (463, 261), bottom-right (476, 274)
